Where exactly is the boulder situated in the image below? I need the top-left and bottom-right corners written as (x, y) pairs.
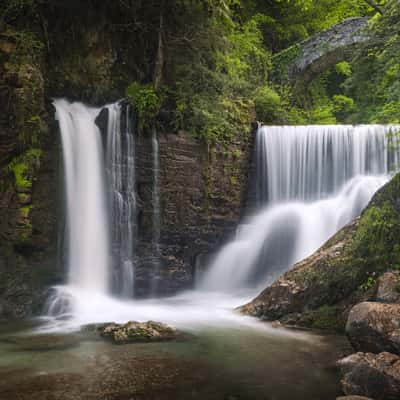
top-left (337, 352), bottom-right (400, 400)
top-left (346, 302), bottom-right (400, 354)
top-left (84, 320), bottom-right (182, 344)
top-left (376, 272), bottom-right (400, 303)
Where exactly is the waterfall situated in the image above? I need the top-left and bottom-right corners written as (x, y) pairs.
top-left (199, 124), bottom-right (400, 293)
top-left (53, 99), bottom-right (110, 294)
top-left (151, 128), bottom-right (161, 294)
top-left (105, 103), bottom-right (137, 297)
top-left (47, 99), bottom-right (139, 320)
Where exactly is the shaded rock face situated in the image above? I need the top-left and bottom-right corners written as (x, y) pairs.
top-left (346, 302), bottom-right (400, 355)
top-left (0, 29), bottom-right (59, 319)
top-left (337, 352), bottom-right (400, 400)
top-left (134, 132), bottom-right (251, 296)
top-left (240, 173), bottom-right (400, 331)
top-left (86, 321), bottom-right (181, 344)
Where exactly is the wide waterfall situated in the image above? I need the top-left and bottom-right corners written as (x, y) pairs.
top-left (53, 99), bottom-right (110, 294)
top-left (105, 102), bottom-right (137, 297)
top-left (199, 124), bottom-right (400, 292)
top-left (46, 108), bottom-right (400, 330)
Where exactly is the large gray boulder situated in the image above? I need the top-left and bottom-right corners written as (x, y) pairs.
top-left (337, 352), bottom-right (400, 400)
top-left (346, 302), bottom-right (400, 354)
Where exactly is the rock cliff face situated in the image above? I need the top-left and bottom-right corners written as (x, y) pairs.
top-left (0, 6), bottom-right (252, 316)
top-left (134, 131), bottom-right (251, 296)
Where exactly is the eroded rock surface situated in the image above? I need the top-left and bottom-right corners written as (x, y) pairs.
top-left (346, 302), bottom-right (400, 354)
top-left (337, 352), bottom-right (400, 400)
top-left (376, 272), bottom-right (400, 303)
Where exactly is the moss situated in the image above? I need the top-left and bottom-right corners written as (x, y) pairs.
top-left (17, 193), bottom-right (30, 203)
top-left (351, 201), bottom-right (400, 267)
top-left (272, 43), bottom-right (302, 82)
top-left (307, 305), bottom-right (341, 332)
top-left (8, 148), bottom-right (41, 190)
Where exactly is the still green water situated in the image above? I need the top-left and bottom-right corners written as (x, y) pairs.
top-left (0, 320), bottom-right (350, 400)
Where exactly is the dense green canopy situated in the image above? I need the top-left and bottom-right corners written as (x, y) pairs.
top-left (1, 0), bottom-right (397, 140)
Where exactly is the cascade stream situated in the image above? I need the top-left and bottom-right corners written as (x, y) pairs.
top-left (199, 124), bottom-right (400, 292)
top-left (47, 102), bottom-right (400, 329)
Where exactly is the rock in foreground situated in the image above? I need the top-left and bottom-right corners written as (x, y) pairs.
top-left (346, 302), bottom-right (400, 354)
top-left (84, 321), bottom-right (182, 344)
top-left (337, 352), bottom-right (400, 400)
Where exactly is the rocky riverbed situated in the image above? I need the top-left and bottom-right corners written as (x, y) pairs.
top-left (0, 319), bottom-right (348, 400)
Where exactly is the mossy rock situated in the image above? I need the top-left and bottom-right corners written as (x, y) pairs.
top-left (83, 321), bottom-right (184, 344)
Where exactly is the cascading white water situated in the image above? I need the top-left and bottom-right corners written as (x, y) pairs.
top-left (151, 128), bottom-right (161, 294)
top-left (105, 103), bottom-right (137, 297)
top-left (255, 125), bottom-right (399, 204)
top-left (199, 125), bottom-right (400, 292)
top-left (53, 99), bottom-right (110, 293)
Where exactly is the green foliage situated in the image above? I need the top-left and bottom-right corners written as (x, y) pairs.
top-left (342, 0), bottom-right (400, 123)
top-left (332, 95), bottom-right (355, 120)
top-left (335, 61), bottom-right (352, 77)
top-left (126, 83), bottom-right (162, 129)
top-left (254, 86), bottom-right (283, 123)
top-left (352, 201), bottom-right (400, 265)
top-left (359, 274), bottom-right (377, 291)
top-left (168, 7), bottom-right (271, 144)
top-left (271, 43), bottom-right (302, 82)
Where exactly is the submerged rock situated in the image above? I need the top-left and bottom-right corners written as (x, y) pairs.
top-left (83, 321), bottom-right (182, 344)
top-left (346, 302), bottom-right (400, 354)
top-left (337, 352), bottom-right (400, 400)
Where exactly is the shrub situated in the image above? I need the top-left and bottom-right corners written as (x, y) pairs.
top-left (126, 82), bottom-right (161, 129)
top-left (254, 86), bottom-right (283, 123)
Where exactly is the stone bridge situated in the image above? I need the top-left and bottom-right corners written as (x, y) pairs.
top-left (273, 17), bottom-right (369, 86)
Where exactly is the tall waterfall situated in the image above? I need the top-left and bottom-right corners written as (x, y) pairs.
top-left (199, 124), bottom-right (400, 292)
top-left (49, 99), bottom-right (139, 319)
top-left (105, 103), bottom-right (137, 297)
top-left (54, 99), bottom-right (110, 294)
